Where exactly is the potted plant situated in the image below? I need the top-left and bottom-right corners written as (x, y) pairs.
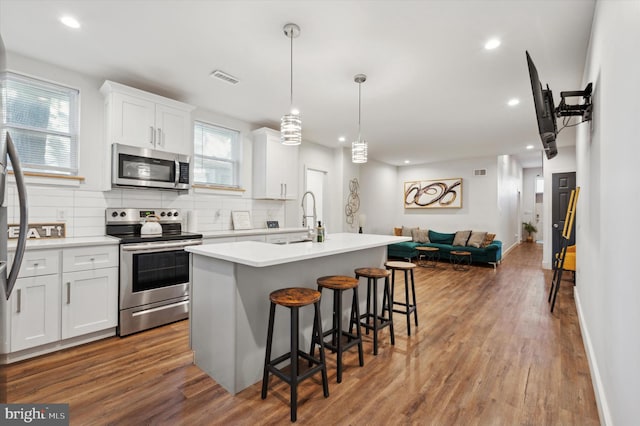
top-left (522, 221), bottom-right (538, 242)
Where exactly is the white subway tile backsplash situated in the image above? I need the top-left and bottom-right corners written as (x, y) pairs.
top-left (6, 183), bottom-right (291, 237)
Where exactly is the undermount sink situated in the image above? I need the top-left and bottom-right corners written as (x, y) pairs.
top-left (272, 239), bottom-right (312, 245)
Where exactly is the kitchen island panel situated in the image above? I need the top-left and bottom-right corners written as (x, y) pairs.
top-left (191, 245), bottom-right (387, 394)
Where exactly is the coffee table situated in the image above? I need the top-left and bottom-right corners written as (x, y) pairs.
top-left (416, 246), bottom-right (439, 268)
top-left (450, 250), bottom-right (472, 271)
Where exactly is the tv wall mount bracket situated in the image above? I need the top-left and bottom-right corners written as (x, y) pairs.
top-left (555, 82), bottom-right (593, 121)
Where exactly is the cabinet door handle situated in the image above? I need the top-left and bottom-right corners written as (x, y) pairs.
top-left (157, 128), bottom-right (162, 147)
top-left (66, 282), bottom-right (71, 304)
top-left (150, 126), bottom-right (155, 145)
top-left (16, 289), bottom-right (21, 313)
top-left (284, 183), bottom-right (287, 198)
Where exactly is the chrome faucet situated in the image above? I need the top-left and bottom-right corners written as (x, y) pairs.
top-left (301, 190), bottom-right (317, 229)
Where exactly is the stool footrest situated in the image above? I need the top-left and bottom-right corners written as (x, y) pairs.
top-left (321, 331), bottom-right (362, 353)
top-left (267, 350), bottom-right (325, 385)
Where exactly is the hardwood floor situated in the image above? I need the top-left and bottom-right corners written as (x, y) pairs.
top-left (2, 243), bottom-right (599, 425)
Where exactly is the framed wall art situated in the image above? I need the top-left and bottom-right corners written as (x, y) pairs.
top-left (403, 178), bottom-right (463, 209)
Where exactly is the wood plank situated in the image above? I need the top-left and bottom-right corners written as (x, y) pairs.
top-left (1, 243), bottom-right (599, 425)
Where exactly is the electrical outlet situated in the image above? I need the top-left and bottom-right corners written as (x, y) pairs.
top-left (56, 209), bottom-right (66, 221)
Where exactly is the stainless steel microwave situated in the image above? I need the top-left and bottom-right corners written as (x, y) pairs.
top-left (112, 143), bottom-right (191, 190)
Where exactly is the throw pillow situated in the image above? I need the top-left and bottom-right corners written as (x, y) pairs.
top-left (402, 226), bottom-right (418, 237)
top-left (452, 230), bottom-right (472, 246)
top-left (429, 230), bottom-right (456, 245)
top-left (393, 227), bottom-right (403, 236)
top-left (466, 231), bottom-right (487, 248)
top-left (481, 233), bottom-right (496, 247)
top-left (412, 229), bottom-right (430, 243)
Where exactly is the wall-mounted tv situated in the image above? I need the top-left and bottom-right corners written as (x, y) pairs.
top-left (526, 51), bottom-right (558, 160)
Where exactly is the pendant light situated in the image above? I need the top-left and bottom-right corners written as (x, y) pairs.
top-left (281, 23), bottom-right (301, 146)
top-left (352, 74), bottom-right (368, 163)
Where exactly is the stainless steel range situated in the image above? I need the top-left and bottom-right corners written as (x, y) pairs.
top-left (106, 208), bottom-right (203, 336)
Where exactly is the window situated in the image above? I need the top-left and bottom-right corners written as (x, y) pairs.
top-left (193, 121), bottom-right (241, 187)
top-left (2, 72), bottom-right (79, 175)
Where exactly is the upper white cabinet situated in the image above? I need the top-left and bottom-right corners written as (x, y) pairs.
top-left (100, 80), bottom-right (195, 156)
top-left (252, 127), bottom-right (299, 200)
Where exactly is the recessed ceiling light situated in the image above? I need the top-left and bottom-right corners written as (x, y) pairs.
top-left (60, 15), bottom-right (80, 29)
top-left (508, 98), bottom-right (520, 106)
top-left (526, 144), bottom-right (535, 150)
top-left (484, 38), bottom-right (501, 50)
top-left (404, 160), bottom-right (410, 164)
top-left (338, 136), bottom-right (346, 142)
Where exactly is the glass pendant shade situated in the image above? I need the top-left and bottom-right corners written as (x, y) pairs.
top-left (281, 113), bottom-right (302, 145)
top-left (352, 139), bottom-right (367, 163)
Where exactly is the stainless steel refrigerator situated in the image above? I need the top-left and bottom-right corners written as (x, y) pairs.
top-left (0, 34), bottom-right (29, 303)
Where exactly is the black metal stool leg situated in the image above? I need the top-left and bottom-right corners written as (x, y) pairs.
top-left (353, 286), bottom-right (364, 367)
top-left (314, 301), bottom-right (329, 398)
top-left (372, 277), bottom-right (379, 355)
top-left (335, 288), bottom-right (344, 383)
top-left (385, 276), bottom-right (395, 346)
top-left (404, 269), bottom-right (411, 335)
top-left (411, 268), bottom-right (418, 327)
top-left (290, 306), bottom-right (299, 422)
top-left (261, 301), bottom-right (276, 399)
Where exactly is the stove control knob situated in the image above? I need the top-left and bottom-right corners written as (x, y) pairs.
top-left (111, 211), bottom-right (118, 217)
top-left (120, 212), bottom-right (126, 217)
top-left (160, 212), bottom-right (166, 217)
top-left (167, 212), bottom-right (173, 217)
top-left (173, 211), bottom-right (179, 217)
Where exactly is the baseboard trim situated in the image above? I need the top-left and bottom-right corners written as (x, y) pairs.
top-left (574, 287), bottom-right (612, 425)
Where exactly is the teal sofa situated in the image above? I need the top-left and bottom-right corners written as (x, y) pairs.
top-left (387, 230), bottom-right (502, 267)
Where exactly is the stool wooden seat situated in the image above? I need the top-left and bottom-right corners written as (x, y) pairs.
top-left (270, 287), bottom-right (321, 307)
top-left (384, 261), bottom-right (418, 336)
top-left (310, 276), bottom-right (364, 383)
top-left (353, 267), bottom-right (394, 355)
top-left (262, 287), bottom-right (329, 422)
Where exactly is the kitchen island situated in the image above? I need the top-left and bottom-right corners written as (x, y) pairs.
top-left (186, 232), bottom-right (410, 394)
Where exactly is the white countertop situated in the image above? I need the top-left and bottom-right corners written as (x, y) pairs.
top-left (187, 232), bottom-right (411, 267)
top-left (201, 227), bottom-right (308, 238)
top-left (8, 236), bottom-right (120, 251)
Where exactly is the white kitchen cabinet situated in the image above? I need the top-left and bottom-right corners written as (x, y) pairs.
top-left (10, 276), bottom-right (61, 352)
top-left (61, 245), bottom-right (119, 339)
top-left (61, 268), bottom-right (118, 339)
top-left (4, 244), bottom-right (118, 358)
top-left (252, 127), bottom-right (299, 200)
top-left (9, 249), bottom-right (61, 353)
top-left (101, 80), bottom-right (195, 156)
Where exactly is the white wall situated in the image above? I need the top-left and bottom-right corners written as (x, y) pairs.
top-left (3, 52), bottom-right (287, 235)
top-left (541, 145), bottom-right (576, 269)
top-left (298, 140), bottom-right (346, 235)
top-left (397, 156), bottom-right (501, 239)
top-left (575, 2), bottom-right (640, 424)
top-left (358, 159), bottom-right (398, 235)
top-left (522, 167), bottom-right (543, 241)
top-left (496, 155), bottom-right (523, 253)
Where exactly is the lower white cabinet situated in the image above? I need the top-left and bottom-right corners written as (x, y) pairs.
top-left (61, 268), bottom-right (118, 339)
top-left (10, 275), bottom-right (61, 352)
top-left (5, 245), bottom-right (119, 356)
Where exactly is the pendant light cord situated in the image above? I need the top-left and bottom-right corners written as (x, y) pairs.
top-left (290, 30), bottom-right (294, 108)
top-left (358, 81), bottom-right (362, 141)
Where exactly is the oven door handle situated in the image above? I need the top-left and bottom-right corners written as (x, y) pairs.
top-left (121, 240), bottom-right (203, 252)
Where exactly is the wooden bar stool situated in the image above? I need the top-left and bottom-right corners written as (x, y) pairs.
top-left (353, 267), bottom-right (395, 355)
top-left (384, 261), bottom-right (418, 336)
top-left (261, 287), bottom-right (329, 422)
top-left (310, 275), bottom-right (364, 383)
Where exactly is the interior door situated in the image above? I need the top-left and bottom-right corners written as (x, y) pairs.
top-left (552, 172), bottom-right (576, 265)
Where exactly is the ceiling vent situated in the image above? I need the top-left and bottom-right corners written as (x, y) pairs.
top-left (210, 70), bottom-right (239, 85)
top-left (474, 169), bottom-right (487, 176)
